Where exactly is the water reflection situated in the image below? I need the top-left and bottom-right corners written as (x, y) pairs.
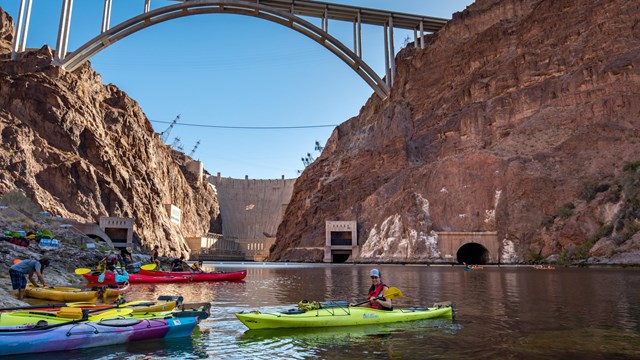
top-left (8, 263), bottom-right (640, 359)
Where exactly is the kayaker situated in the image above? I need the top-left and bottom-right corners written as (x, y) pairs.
top-left (9, 257), bottom-right (50, 299)
top-left (100, 252), bottom-right (119, 272)
top-left (151, 245), bottom-right (161, 270)
top-left (170, 255), bottom-right (189, 272)
top-left (351, 268), bottom-right (393, 310)
top-left (118, 247), bottom-right (133, 267)
top-left (190, 260), bottom-right (204, 273)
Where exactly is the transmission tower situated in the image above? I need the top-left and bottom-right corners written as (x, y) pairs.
top-left (160, 115), bottom-right (180, 143)
top-left (189, 140), bottom-right (201, 157)
top-left (171, 137), bottom-right (183, 151)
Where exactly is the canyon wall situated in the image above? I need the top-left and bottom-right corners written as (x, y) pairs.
top-left (0, 10), bottom-right (220, 257)
top-left (270, 0), bottom-right (640, 263)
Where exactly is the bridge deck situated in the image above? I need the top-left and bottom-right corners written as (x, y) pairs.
top-left (173, 0), bottom-right (448, 32)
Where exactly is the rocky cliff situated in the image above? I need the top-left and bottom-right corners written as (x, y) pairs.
top-left (0, 10), bottom-right (221, 257)
top-left (270, 0), bottom-right (640, 264)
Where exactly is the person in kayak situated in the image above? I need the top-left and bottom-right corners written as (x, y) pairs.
top-left (351, 268), bottom-right (393, 310)
top-left (190, 260), bottom-right (204, 273)
top-left (100, 252), bottom-right (120, 272)
top-left (9, 257), bottom-right (49, 299)
top-left (118, 247), bottom-right (133, 268)
top-left (170, 255), bottom-right (189, 272)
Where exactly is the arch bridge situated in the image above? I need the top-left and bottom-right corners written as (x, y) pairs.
top-left (10, 0), bottom-right (448, 99)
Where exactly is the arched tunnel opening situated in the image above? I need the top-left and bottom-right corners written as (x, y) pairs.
top-left (456, 242), bottom-right (490, 265)
top-left (331, 252), bottom-right (351, 263)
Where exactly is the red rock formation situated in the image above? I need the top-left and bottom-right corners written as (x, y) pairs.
top-left (0, 13), bottom-right (220, 257)
top-left (270, 0), bottom-right (640, 263)
top-left (0, 9), bottom-right (12, 53)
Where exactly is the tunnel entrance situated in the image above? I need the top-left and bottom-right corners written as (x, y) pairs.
top-left (331, 251), bottom-right (351, 263)
top-left (456, 242), bottom-right (489, 265)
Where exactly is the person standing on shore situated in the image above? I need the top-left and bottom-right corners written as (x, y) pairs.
top-left (151, 245), bottom-right (161, 270)
top-left (9, 257), bottom-right (50, 300)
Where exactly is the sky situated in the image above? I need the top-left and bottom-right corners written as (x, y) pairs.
top-left (2, 0), bottom-right (473, 180)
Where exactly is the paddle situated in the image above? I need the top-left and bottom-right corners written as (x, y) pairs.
top-left (141, 263), bottom-right (157, 271)
top-left (0, 308), bottom-right (134, 333)
top-left (0, 303), bottom-right (68, 311)
top-left (87, 308), bottom-right (133, 321)
top-left (351, 287), bottom-right (403, 307)
top-left (74, 268), bottom-right (92, 275)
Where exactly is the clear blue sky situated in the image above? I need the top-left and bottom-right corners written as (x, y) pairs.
top-left (3, 0), bottom-right (472, 179)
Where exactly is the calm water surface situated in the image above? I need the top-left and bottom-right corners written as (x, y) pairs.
top-left (9, 264), bottom-right (640, 359)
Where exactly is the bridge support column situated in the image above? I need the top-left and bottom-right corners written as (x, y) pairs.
top-left (383, 16), bottom-right (396, 87)
top-left (11, 0), bottom-right (33, 60)
top-left (384, 21), bottom-right (390, 87)
top-left (102, 0), bottom-right (113, 33)
top-left (322, 7), bottom-right (328, 32)
top-left (388, 16), bottom-right (395, 86)
top-left (55, 0), bottom-right (74, 62)
top-left (352, 11), bottom-right (362, 57)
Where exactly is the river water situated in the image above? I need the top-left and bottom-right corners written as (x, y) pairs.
top-left (9, 263), bottom-right (640, 359)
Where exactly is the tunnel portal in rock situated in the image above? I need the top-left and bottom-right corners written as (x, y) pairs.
top-left (456, 242), bottom-right (490, 265)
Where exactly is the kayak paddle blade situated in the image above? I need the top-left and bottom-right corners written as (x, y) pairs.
top-left (74, 268), bottom-right (92, 275)
top-left (383, 287), bottom-right (403, 300)
top-left (88, 308), bottom-right (133, 321)
top-left (141, 263), bottom-right (157, 271)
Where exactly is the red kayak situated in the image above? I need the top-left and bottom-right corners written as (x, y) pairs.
top-left (138, 269), bottom-right (247, 282)
top-left (83, 272), bottom-right (191, 284)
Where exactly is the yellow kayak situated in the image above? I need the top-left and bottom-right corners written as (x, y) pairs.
top-left (237, 303), bottom-right (454, 330)
top-left (25, 285), bottom-right (99, 302)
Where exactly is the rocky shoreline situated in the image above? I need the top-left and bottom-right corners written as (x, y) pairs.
top-left (0, 240), bottom-right (152, 308)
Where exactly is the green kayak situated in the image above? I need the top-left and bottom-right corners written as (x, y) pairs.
top-left (236, 303), bottom-right (454, 330)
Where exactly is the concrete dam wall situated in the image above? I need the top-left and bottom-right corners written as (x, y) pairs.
top-left (209, 175), bottom-right (296, 260)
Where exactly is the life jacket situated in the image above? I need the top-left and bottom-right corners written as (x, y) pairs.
top-left (368, 283), bottom-right (387, 310)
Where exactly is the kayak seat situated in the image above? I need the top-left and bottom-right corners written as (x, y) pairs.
top-left (280, 308), bottom-right (306, 315)
top-left (34, 320), bottom-right (49, 328)
top-left (97, 319), bottom-right (142, 327)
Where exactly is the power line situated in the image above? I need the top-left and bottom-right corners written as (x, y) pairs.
top-left (149, 119), bottom-right (338, 129)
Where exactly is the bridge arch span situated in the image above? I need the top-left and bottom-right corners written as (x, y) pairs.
top-left (56, 1), bottom-right (390, 98)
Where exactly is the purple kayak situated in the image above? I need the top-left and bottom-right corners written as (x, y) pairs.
top-left (0, 316), bottom-right (198, 355)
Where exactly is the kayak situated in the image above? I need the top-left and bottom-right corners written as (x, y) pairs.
top-left (83, 272), bottom-right (191, 284)
top-left (6, 300), bottom-right (179, 318)
top-left (25, 285), bottom-right (99, 302)
top-left (0, 316), bottom-right (199, 355)
top-left (0, 305), bottom-right (184, 326)
top-left (0, 296), bottom-right (182, 314)
top-left (0, 307), bottom-right (142, 326)
top-left (138, 269), bottom-right (247, 282)
top-left (236, 304), bottom-right (454, 330)
top-left (0, 298), bottom-right (209, 327)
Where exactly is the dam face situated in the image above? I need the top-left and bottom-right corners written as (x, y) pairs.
top-left (210, 175), bottom-right (296, 260)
